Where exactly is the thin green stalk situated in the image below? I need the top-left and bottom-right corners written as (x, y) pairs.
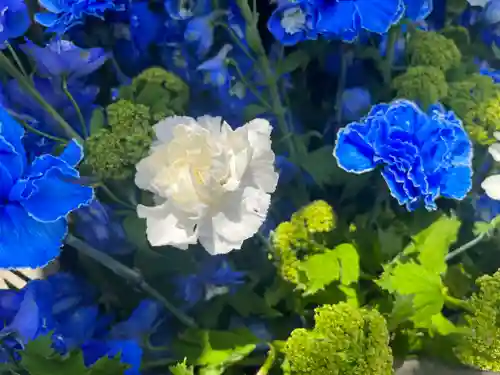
top-left (0, 52), bottom-right (83, 143)
top-left (445, 233), bottom-right (488, 262)
top-left (256, 344), bottom-right (277, 375)
top-left (214, 22), bottom-right (257, 63)
top-left (66, 234), bottom-right (198, 328)
top-left (97, 183), bottom-right (136, 210)
top-left (228, 58), bottom-right (273, 110)
top-left (334, 49), bottom-right (348, 127)
top-left (381, 25), bottom-right (400, 86)
top-left (20, 120), bottom-right (67, 143)
top-left (6, 43), bottom-right (28, 77)
top-left (61, 76), bottom-right (88, 138)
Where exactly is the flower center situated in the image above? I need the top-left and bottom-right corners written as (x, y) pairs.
top-left (280, 7), bottom-right (306, 35)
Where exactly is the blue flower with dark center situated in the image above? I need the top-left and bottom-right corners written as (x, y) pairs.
top-left (314, 0), bottom-right (404, 42)
top-left (20, 38), bottom-right (108, 82)
top-left (35, 0), bottom-right (118, 34)
top-left (0, 108), bottom-right (93, 268)
top-left (0, 0), bottom-right (30, 46)
top-left (334, 100), bottom-right (473, 211)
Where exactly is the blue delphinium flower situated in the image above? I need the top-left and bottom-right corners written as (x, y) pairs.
top-left (484, 0), bottom-right (500, 25)
top-left (0, 108), bottom-right (93, 268)
top-left (315, 0), bottom-right (404, 42)
top-left (0, 0), bottom-right (30, 45)
top-left (73, 200), bottom-right (135, 255)
top-left (164, 0), bottom-right (210, 20)
top-left (334, 99), bottom-right (473, 211)
top-left (267, 0), bottom-right (317, 46)
top-left (109, 299), bottom-right (163, 340)
top-left (197, 44), bottom-right (233, 86)
top-left (176, 256), bottom-right (245, 307)
top-left (35, 0), bottom-right (118, 34)
top-left (20, 39), bottom-right (108, 82)
top-left (403, 0), bottom-right (433, 21)
top-left (185, 10), bottom-right (225, 57)
top-left (340, 87), bottom-right (372, 122)
top-left (82, 339), bottom-right (142, 375)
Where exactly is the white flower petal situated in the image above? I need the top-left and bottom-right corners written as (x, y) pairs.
top-left (197, 115), bottom-right (222, 134)
top-left (198, 187), bottom-right (270, 254)
top-left (467, 0), bottom-right (489, 7)
top-left (489, 143), bottom-right (500, 162)
top-left (154, 116), bottom-right (197, 143)
top-left (482, 175), bottom-right (500, 200)
top-left (135, 145), bottom-right (169, 192)
top-left (137, 202), bottom-right (198, 249)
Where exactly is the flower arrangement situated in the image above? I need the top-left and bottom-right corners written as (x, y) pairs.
top-left (2, 0), bottom-right (500, 374)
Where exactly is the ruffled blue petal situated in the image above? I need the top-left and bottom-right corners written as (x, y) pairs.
top-left (334, 124), bottom-right (376, 173)
top-left (0, 204), bottom-right (66, 268)
top-left (20, 167), bottom-right (93, 222)
top-left (59, 139), bottom-right (84, 167)
top-left (440, 165), bottom-right (473, 200)
top-left (34, 12), bottom-right (59, 27)
top-left (316, 1), bottom-right (360, 41)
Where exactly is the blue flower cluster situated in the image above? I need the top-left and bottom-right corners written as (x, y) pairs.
top-left (0, 108), bottom-right (93, 268)
top-left (0, 272), bottom-right (162, 375)
top-left (267, 0), bottom-right (433, 45)
top-left (334, 100), bottom-right (473, 211)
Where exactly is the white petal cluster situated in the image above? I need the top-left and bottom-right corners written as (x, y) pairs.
top-left (482, 132), bottom-right (500, 200)
top-left (135, 115), bottom-right (279, 255)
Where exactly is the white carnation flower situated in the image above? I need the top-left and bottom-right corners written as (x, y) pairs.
top-left (482, 132), bottom-right (500, 200)
top-left (135, 115), bottom-right (279, 255)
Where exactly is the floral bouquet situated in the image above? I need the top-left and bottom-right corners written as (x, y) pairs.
top-left (3, 0), bottom-right (500, 374)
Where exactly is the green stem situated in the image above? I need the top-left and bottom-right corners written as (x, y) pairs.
top-left (256, 344), bottom-right (277, 375)
top-left (381, 25), bottom-right (400, 86)
top-left (444, 295), bottom-right (473, 313)
top-left (228, 58), bottom-right (272, 110)
top-left (20, 120), bottom-right (67, 143)
top-left (140, 358), bottom-right (177, 371)
top-left (0, 52), bottom-right (83, 143)
top-left (61, 76), bottom-right (88, 138)
top-left (445, 233), bottom-right (488, 262)
top-left (97, 183), bottom-right (136, 210)
top-left (334, 48), bottom-right (348, 128)
top-left (6, 43), bottom-right (28, 77)
top-left (65, 234), bottom-right (198, 328)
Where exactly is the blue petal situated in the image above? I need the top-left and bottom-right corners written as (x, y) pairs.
top-left (4, 5), bottom-right (31, 39)
top-left (59, 139), bottom-right (84, 167)
top-left (38, 0), bottom-right (64, 14)
top-left (56, 306), bottom-right (99, 351)
top-left (334, 124), bottom-right (376, 173)
top-left (110, 300), bottom-right (162, 340)
top-left (21, 167), bottom-right (93, 222)
top-left (0, 163), bottom-right (14, 201)
top-left (0, 204), bottom-right (66, 268)
top-left (355, 0), bottom-right (403, 33)
top-left (107, 340), bottom-right (142, 375)
top-left (317, 1), bottom-right (360, 41)
top-left (34, 12), bottom-right (59, 27)
top-left (0, 108), bottom-right (26, 181)
top-left (440, 165), bottom-right (473, 200)
top-left (6, 289), bottom-right (40, 342)
top-left (381, 166), bottom-right (411, 207)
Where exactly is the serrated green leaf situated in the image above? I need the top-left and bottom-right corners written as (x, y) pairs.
top-left (336, 243), bottom-right (360, 285)
top-left (174, 328), bottom-right (260, 369)
top-left (89, 108), bottom-right (105, 135)
top-left (88, 355), bottom-right (129, 375)
top-left (299, 250), bottom-right (340, 295)
top-left (404, 216), bottom-right (461, 275)
top-left (21, 349), bottom-right (87, 375)
top-left (298, 146), bottom-right (341, 188)
top-left (277, 50), bottom-right (310, 76)
top-left (378, 262), bottom-right (445, 325)
top-left (169, 359), bottom-right (194, 375)
top-left (228, 286), bottom-right (282, 317)
top-left (428, 313), bottom-right (459, 335)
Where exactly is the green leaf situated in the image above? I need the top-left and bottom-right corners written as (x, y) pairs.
top-left (429, 313), bottom-right (460, 335)
top-left (493, 42), bottom-right (500, 60)
top-left (89, 107), bottom-right (105, 135)
top-left (243, 104), bottom-right (268, 121)
top-left (298, 146), bottom-right (342, 188)
top-left (404, 216), bottom-right (461, 275)
top-left (174, 328), bottom-right (260, 369)
top-left (88, 356), bottom-right (129, 375)
top-left (378, 262), bottom-right (445, 325)
top-left (228, 286), bottom-right (282, 317)
top-left (299, 250), bottom-right (340, 295)
top-left (336, 243), bottom-right (360, 285)
top-left (277, 50), bottom-right (310, 76)
top-left (169, 359), bottom-right (194, 375)
top-left (473, 215), bottom-right (500, 236)
top-left (123, 213), bottom-right (148, 251)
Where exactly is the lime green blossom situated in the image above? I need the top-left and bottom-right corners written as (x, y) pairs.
top-left (283, 303), bottom-right (393, 375)
top-left (455, 270), bottom-right (500, 372)
top-left (392, 66), bottom-right (448, 109)
top-left (271, 201), bottom-right (337, 284)
top-left (85, 100), bottom-right (154, 180)
top-left (407, 30), bottom-right (461, 72)
top-left (119, 67), bottom-right (189, 119)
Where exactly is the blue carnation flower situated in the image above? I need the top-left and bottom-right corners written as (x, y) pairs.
top-left (334, 100), bottom-right (473, 211)
top-left (267, 0), bottom-right (317, 46)
top-left (315, 0), bottom-right (404, 42)
top-left (0, 108), bottom-right (93, 268)
top-left (0, 0), bottom-right (30, 45)
top-left (35, 0), bottom-right (117, 34)
top-left (20, 39), bottom-right (108, 81)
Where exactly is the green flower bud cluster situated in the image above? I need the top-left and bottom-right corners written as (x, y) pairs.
top-left (271, 200), bottom-right (336, 285)
top-left (85, 100), bottom-right (154, 180)
top-left (283, 303), bottom-right (393, 375)
top-left (455, 270), bottom-right (500, 372)
top-left (119, 66), bottom-right (190, 120)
